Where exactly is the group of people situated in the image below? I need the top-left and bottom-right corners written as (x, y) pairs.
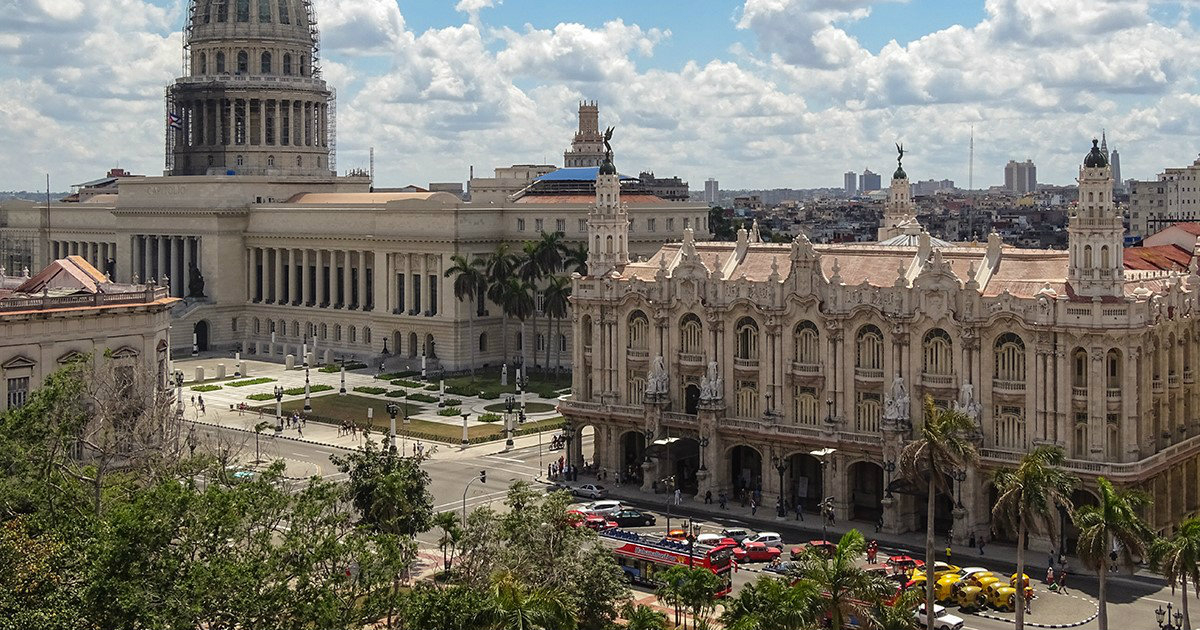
top-left (190, 395), bottom-right (207, 415)
top-left (549, 458), bottom-right (577, 481)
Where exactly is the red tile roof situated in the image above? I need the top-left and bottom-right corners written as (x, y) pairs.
top-left (1124, 245), bottom-right (1192, 272)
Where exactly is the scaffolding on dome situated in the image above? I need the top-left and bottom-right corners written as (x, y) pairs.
top-left (327, 88), bottom-right (337, 175)
top-left (303, 0), bottom-right (322, 78)
top-left (164, 88), bottom-right (176, 173)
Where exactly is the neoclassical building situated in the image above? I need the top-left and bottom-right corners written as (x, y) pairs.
top-left (0, 1), bottom-right (708, 371)
top-left (561, 140), bottom-right (1200, 544)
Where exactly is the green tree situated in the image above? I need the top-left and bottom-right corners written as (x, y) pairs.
top-left (484, 243), bottom-right (520, 361)
top-left (542, 275), bottom-right (572, 370)
top-left (1074, 477), bottom-right (1153, 630)
top-left (330, 437), bottom-right (434, 536)
top-left (433, 510), bottom-right (463, 573)
top-left (796, 528), bottom-right (890, 630)
top-left (445, 254), bottom-right (488, 375)
top-left (719, 575), bottom-right (817, 630)
top-left (873, 587), bottom-right (923, 630)
top-left (474, 571), bottom-right (577, 630)
top-left (991, 445), bottom-right (1078, 630)
top-left (708, 206), bottom-right (735, 240)
top-left (399, 583), bottom-right (487, 630)
top-left (532, 231), bottom-right (566, 279)
top-left (621, 601), bottom-right (669, 630)
top-left (1151, 517), bottom-right (1200, 630)
top-left (655, 564), bottom-right (688, 628)
top-left (899, 397), bottom-right (978, 630)
top-left (516, 242), bottom-right (544, 367)
top-left (499, 277), bottom-right (536, 371)
top-left (563, 242), bottom-right (589, 276)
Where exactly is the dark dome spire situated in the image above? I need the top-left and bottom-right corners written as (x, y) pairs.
top-left (1084, 138), bottom-right (1108, 168)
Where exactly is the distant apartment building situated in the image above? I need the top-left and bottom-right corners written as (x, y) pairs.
top-left (638, 172), bottom-right (689, 202)
top-left (844, 171), bottom-right (857, 196)
top-left (1004, 160), bottom-right (1037, 194)
top-left (1129, 155), bottom-right (1200, 240)
top-left (912, 179), bottom-right (956, 196)
top-left (704, 178), bottom-right (719, 204)
top-left (859, 169), bottom-right (881, 192)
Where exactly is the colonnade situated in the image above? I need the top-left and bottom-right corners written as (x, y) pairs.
top-left (50, 240), bottom-right (116, 277)
top-left (175, 97), bottom-right (328, 154)
top-left (131, 235), bottom-right (199, 298)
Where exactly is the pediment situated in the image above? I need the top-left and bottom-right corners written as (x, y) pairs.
top-left (2, 356), bottom-right (36, 370)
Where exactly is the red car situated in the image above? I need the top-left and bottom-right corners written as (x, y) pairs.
top-left (567, 510), bottom-right (615, 531)
top-left (885, 555), bottom-right (925, 573)
top-left (733, 541), bottom-right (782, 563)
top-left (790, 539), bottom-right (836, 560)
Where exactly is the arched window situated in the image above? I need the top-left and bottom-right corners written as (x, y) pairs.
top-left (856, 325), bottom-right (883, 370)
top-left (1101, 245), bottom-right (1110, 268)
top-left (516, 331), bottom-right (523, 351)
top-left (581, 315), bottom-right (593, 351)
top-left (364, 327), bottom-right (372, 345)
top-left (628, 377), bottom-right (646, 405)
top-left (217, 0), bottom-right (228, 21)
top-left (680, 314), bottom-right (703, 354)
top-left (994, 405), bottom-right (1025, 449)
top-left (300, 55), bottom-right (308, 77)
top-left (628, 311), bottom-right (649, 351)
top-left (290, 321), bottom-right (298, 336)
top-left (855, 392), bottom-right (882, 432)
top-left (319, 323), bottom-right (327, 340)
top-left (736, 317), bottom-right (759, 361)
top-left (536, 333), bottom-right (546, 352)
top-left (258, 0), bottom-right (271, 22)
top-left (1072, 348), bottom-right (1088, 388)
top-left (922, 328), bottom-right (953, 376)
top-left (204, 0), bottom-right (212, 23)
top-left (253, 317), bottom-right (260, 334)
top-left (207, 155), bottom-right (214, 166)
top-left (334, 324), bottom-right (342, 342)
top-left (283, 53), bottom-right (292, 75)
top-left (236, 0), bottom-right (250, 22)
top-left (260, 51), bottom-right (272, 74)
top-left (479, 333), bottom-right (488, 352)
top-left (279, 0), bottom-right (290, 23)
top-left (237, 50), bottom-right (248, 74)
top-left (216, 52), bottom-right (226, 74)
top-left (350, 326), bottom-right (357, 343)
top-left (198, 52), bottom-right (206, 74)
top-left (559, 334), bottom-right (567, 352)
top-left (794, 321), bottom-right (819, 364)
top-left (1169, 333), bottom-right (1178, 376)
top-left (267, 155), bottom-right (275, 167)
top-left (1083, 244), bottom-right (1093, 268)
top-left (296, 156), bottom-right (302, 167)
top-left (1106, 349), bottom-right (1121, 390)
top-left (606, 235), bottom-right (614, 254)
top-left (794, 387), bottom-right (819, 425)
top-left (736, 383), bottom-right (758, 419)
top-left (235, 155), bottom-right (244, 166)
top-left (994, 332), bottom-right (1026, 382)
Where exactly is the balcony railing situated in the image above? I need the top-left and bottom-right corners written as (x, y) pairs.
top-left (1169, 374), bottom-right (1181, 388)
top-left (922, 373), bottom-right (953, 387)
top-left (1186, 370), bottom-right (1195, 385)
top-left (1106, 388), bottom-right (1122, 400)
top-left (792, 362), bottom-right (821, 375)
top-left (0, 286), bottom-right (172, 313)
top-left (1072, 386), bottom-right (1088, 399)
top-left (662, 412), bottom-right (696, 426)
top-left (734, 357), bottom-right (760, 369)
top-left (855, 367), bottom-right (884, 381)
top-left (1153, 378), bottom-right (1164, 393)
top-left (980, 434), bottom-right (1200, 482)
top-left (993, 379), bottom-right (1026, 394)
top-left (678, 352), bottom-right (704, 365)
top-left (626, 348), bottom-right (649, 361)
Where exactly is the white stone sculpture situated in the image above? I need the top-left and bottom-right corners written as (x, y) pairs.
top-left (883, 375), bottom-right (910, 423)
top-left (699, 362), bottom-right (723, 400)
top-left (646, 355), bottom-right (669, 395)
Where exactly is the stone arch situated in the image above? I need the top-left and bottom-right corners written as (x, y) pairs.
top-left (847, 460), bottom-right (885, 523)
top-left (779, 450), bottom-right (825, 513)
top-left (684, 382), bottom-right (700, 414)
top-left (1071, 346), bottom-right (1088, 388)
top-left (627, 310), bottom-right (649, 350)
top-left (409, 332), bottom-right (418, 358)
top-left (193, 320), bottom-right (210, 352)
top-left (994, 331), bottom-right (1026, 382)
top-left (856, 324), bottom-right (884, 370)
top-left (726, 444), bottom-right (764, 496)
top-left (922, 327), bottom-right (953, 376)
top-left (619, 430), bottom-right (646, 483)
top-left (679, 313), bottom-right (703, 354)
top-left (425, 334), bottom-right (436, 358)
top-left (735, 316), bottom-right (760, 361)
top-left (794, 320), bottom-right (820, 364)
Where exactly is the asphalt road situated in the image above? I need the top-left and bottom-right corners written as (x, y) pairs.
top-left (205, 425), bottom-right (1176, 630)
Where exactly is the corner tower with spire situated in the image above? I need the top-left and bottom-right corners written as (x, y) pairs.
top-left (878, 143), bottom-right (914, 240)
top-left (586, 127), bottom-right (630, 276)
top-left (1068, 138), bottom-right (1124, 297)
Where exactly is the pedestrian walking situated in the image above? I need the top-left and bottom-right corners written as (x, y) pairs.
top-left (969, 531), bottom-right (977, 549)
top-left (867, 540), bottom-right (878, 564)
top-left (1025, 586), bottom-right (1033, 614)
top-left (674, 488), bottom-right (681, 506)
top-left (795, 502), bottom-right (804, 521)
top-left (719, 492), bottom-right (727, 510)
top-left (978, 536), bottom-right (986, 556)
top-left (1046, 566), bottom-right (1055, 585)
top-left (296, 424), bottom-right (303, 437)
top-left (946, 545), bottom-right (952, 562)
top-left (705, 490), bottom-right (712, 505)
top-left (750, 497), bottom-right (757, 516)
top-left (875, 515), bottom-right (883, 532)
top-left (1058, 569), bottom-right (1068, 594)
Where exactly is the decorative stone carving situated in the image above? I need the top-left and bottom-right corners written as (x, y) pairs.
top-left (646, 355), bottom-right (668, 396)
top-left (883, 375), bottom-right (910, 426)
top-left (952, 382), bottom-right (983, 436)
top-left (699, 362), bottom-right (723, 401)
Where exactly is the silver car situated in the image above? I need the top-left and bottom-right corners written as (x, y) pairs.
top-left (573, 483), bottom-right (609, 499)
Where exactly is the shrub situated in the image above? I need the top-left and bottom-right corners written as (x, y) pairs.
top-left (437, 407), bottom-right (462, 417)
top-left (385, 389), bottom-right (408, 398)
top-left (478, 412), bottom-right (502, 423)
top-left (445, 385), bottom-right (476, 397)
top-left (424, 384), bottom-right (439, 392)
top-left (353, 386), bottom-right (388, 395)
top-left (227, 377), bottom-right (276, 387)
top-left (479, 391), bottom-right (500, 400)
top-left (283, 384), bottom-right (333, 396)
top-left (190, 384), bottom-right (222, 392)
top-left (442, 398), bottom-right (463, 407)
top-left (390, 379), bottom-right (422, 388)
top-left (319, 362), bottom-right (367, 373)
top-left (407, 393), bottom-right (437, 403)
top-left (377, 371), bottom-right (419, 380)
top-left (246, 393), bottom-right (275, 401)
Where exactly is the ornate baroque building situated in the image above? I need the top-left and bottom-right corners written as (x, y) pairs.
top-left (561, 140), bottom-right (1200, 544)
top-left (0, 2), bottom-right (709, 372)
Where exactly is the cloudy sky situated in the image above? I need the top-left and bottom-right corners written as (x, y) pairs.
top-left (1, 0), bottom-right (1198, 192)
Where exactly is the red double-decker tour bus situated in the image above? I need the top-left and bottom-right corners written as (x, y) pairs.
top-left (599, 529), bottom-right (734, 597)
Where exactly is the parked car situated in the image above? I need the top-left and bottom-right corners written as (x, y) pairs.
top-left (565, 510), bottom-right (615, 531)
top-left (744, 531), bottom-right (784, 550)
top-left (886, 555), bottom-right (925, 573)
top-left (720, 528), bottom-right (752, 544)
top-left (917, 604), bottom-right (965, 630)
top-left (984, 582), bottom-right (1021, 611)
top-left (934, 575), bottom-right (963, 603)
top-left (609, 508), bottom-right (656, 527)
top-left (952, 582), bottom-right (985, 612)
top-left (910, 562), bottom-right (961, 580)
top-left (790, 539), bottom-right (836, 560)
top-left (573, 484), bottom-right (608, 499)
top-left (580, 500), bottom-right (622, 517)
top-left (959, 566), bottom-right (990, 579)
top-left (763, 560), bottom-right (800, 575)
top-left (732, 541), bottom-right (782, 564)
top-left (696, 533), bottom-right (725, 546)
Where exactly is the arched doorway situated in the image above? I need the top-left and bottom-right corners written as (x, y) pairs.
top-left (913, 473), bottom-right (955, 536)
top-left (409, 332), bottom-right (418, 358)
top-left (620, 430), bottom-right (646, 484)
top-left (729, 445), bottom-right (763, 498)
top-left (668, 437), bottom-right (701, 495)
top-left (393, 331), bottom-right (402, 357)
top-left (848, 461), bottom-right (885, 523)
top-left (425, 334), bottom-right (436, 358)
top-left (782, 453), bottom-right (825, 513)
top-left (685, 383), bottom-right (700, 414)
top-left (193, 320), bottom-right (210, 352)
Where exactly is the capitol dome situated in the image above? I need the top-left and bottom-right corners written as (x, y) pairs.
top-left (188, 0), bottom-right (318, 50)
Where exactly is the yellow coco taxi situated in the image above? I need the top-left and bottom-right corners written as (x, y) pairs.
top-left (986, 583), bottom-right (1021, 611)
top-left (967, 572), bottom-right (999, 589)
top-left (953, 582), bottom-right (986, 611)
top-left (1011, 573), bottom-right (1031, 588)
top-left (935, 575), bottom-right (963, 603)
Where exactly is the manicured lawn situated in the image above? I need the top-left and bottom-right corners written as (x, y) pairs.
top-left (482, 401), bottom-right (557, 414)
top-left (264, 394), bottom-right (563, 443)
top-left (444, 373), bottom-right (571, 399)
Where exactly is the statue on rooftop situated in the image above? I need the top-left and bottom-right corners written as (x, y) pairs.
top-left (187, 262), bottom-right (206, 298)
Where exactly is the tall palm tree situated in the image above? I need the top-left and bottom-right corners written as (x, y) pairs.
top-left (484, 245), bottom-right (519, 361)
top-left (542, 276), bottom-right (571, 370)
top-left (432, 510), bottom-right (462, 572)
top-left (474, 571), bottom-right (577, 630)
top-left (991, 445), bottom-right (1078, 630)
top-left (1151, 517), bottom-right (1200, 630)
top-left (563, 242), bottom-right (589, 276)
top-left (796, 528), bottom-right (890, 630)
top-left (899, 397), bottom-right (979, 630)
top-left (719, 576), bottom-right (818, 630)
top-left (501, 278), bottom-right (536, 373)
top-left (873, 588), bottom-right (923, 630)
top-left (620, 601), bottom-right (668, 630)
top-left (516, 243), bottom-right (543, 368)
top-left (532, 231), bottom-right (566, 277)
top-left (445, 255), bottom-right (487, 376)
top-left (1074, 477), bottom-right (1153, 630)
top-left (654, 565), bottom-right (687, 628)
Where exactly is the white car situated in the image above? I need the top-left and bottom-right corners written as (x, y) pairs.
top-left (917, 604), bottom-right (965, 630)
top-left (960, 566), bottom-right (990, 578)
top-left (745, 532), bottom-right (785, 550)
top-left (572, 483), bottom-right (609, 499)
top-left (696, 533), bottom-right (726, 546)
top-left (581, 500), bottom-right (623, 517)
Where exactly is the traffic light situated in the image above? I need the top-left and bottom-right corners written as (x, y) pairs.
top-left (479, 470), bottom-right (486, 484)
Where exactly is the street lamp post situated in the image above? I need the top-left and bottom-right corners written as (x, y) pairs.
top-left (685, 519), bottom-right (701, 568)
top-left (338, 357), bottom-right (347, 396)
top-left (563, 423), bottom-right (577, 481)
top-left (1156, 603), bottom-right (1185, 630)
top-left (273, 385), bottom-right (285, 432)
top-left (303, 359), bottom-right (312, 413)
top-left (883, 459), bottom-right (896, 499)
top-left (461, 412), bottom-right (470, 447)
top-left (461, 469), bottom-right (486, 525)
top-left (386, 403), bottom-right (398, 454)
top-left (698, 437), bottom-right (709, 471)
top-left (772, 454), bottom-right (789, 518)
top-left (824, 397), bottom-right (835, 425)
top-left (950, 468), bottom-right (967, 509)
top-left (174, 370), bottom-right (184, 422)
top-left (505, 394), bottom-right (516, 450)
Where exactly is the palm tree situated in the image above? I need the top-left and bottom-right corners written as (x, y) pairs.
top-left (542, 276), bottom-right (571, 370)
top-left (500, 278), bottom-right (536, 373)
top-left (1074, 477), bottom-right (1152, 630)
top-left (484, 244), bottom-right (519, 361)
top-left (432, 510), bottom-right (462, 573)
top-left (563, 242), bottom-right (589, 276)
top-left (873, 588), bottom-right (923, 630)
top-left (655, 565), bottom-right (687, 628)
top-left (899, 397), bottom-right (979, 630)
top-left (516, 243), bottom-right (543, 368)
top-left (797, 528), bottom-right (890, 630)
top-left (1151, 517), bottom-right (1200, 630)
top-left (991, 445), bottom-right (1078, 630)
top-left (677, 567), bottom-right (722, 630)
top-left (474, 571), bottom-right (577, 630)
top-left (445, 255), bottom-right (487, 376)
top-left (719, 576), bottom-right (817, 630)
top-left (620, 601), bottom-right (668, 630)
top-left (532, 231), bottom-right (566, 277)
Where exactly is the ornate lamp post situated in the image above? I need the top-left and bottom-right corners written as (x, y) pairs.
top-left (950, 468), bottom-right (967, 509)
top-left (883, 459), bottom-right (897, 499)
top-left (338, 356), bottom-right (347, 396)
top-left (386, 402), bottom-right (398, 454)
top-left (303, 358), bottom-right (312, 413)
top-left (273, 385), bottom-right (285, 431)
top-left (698, 437), bottom-right (709, 471)
top-left (824, 397), bottom-right (835, 425)
top-left (461, 412), bottom-right (471, 446)
top-left (563, 423), bottom-right (577, 480)
top-left (505, 394), bottom-right (516, 450)
top-left (1156, 603), bottom-right (1184, 630)
top-left (772, 454), bottom-right (789, 518)
top-left (174, 370), bottom-right (185, 422)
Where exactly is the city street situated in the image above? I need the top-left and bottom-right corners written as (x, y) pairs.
top-left (200, 419), bottom-right (1176, 630)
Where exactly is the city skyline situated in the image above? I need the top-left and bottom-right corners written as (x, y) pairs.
top-left (1, 0), bottom-right (1198, 191)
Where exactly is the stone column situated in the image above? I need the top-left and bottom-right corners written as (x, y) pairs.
top-left (171, 236), bottom-right (183, 297)
top-left (341, 250), bottom-right (351, 308)
top-left (372, 251), bottom-right (385, 312)
top-left (141, 235), bottom-right (151, 282)
top-left (315, 249), bottom-right (326, 306)
top-left (357, 250), bottom-right (367, 310)
top-left (302, 248), bottom-right (312, 305)
top-left (274, 248), bottom-right (285, 305)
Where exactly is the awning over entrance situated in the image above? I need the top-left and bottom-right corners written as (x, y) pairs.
top-left (644, 437), bottom-right (681, 458)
